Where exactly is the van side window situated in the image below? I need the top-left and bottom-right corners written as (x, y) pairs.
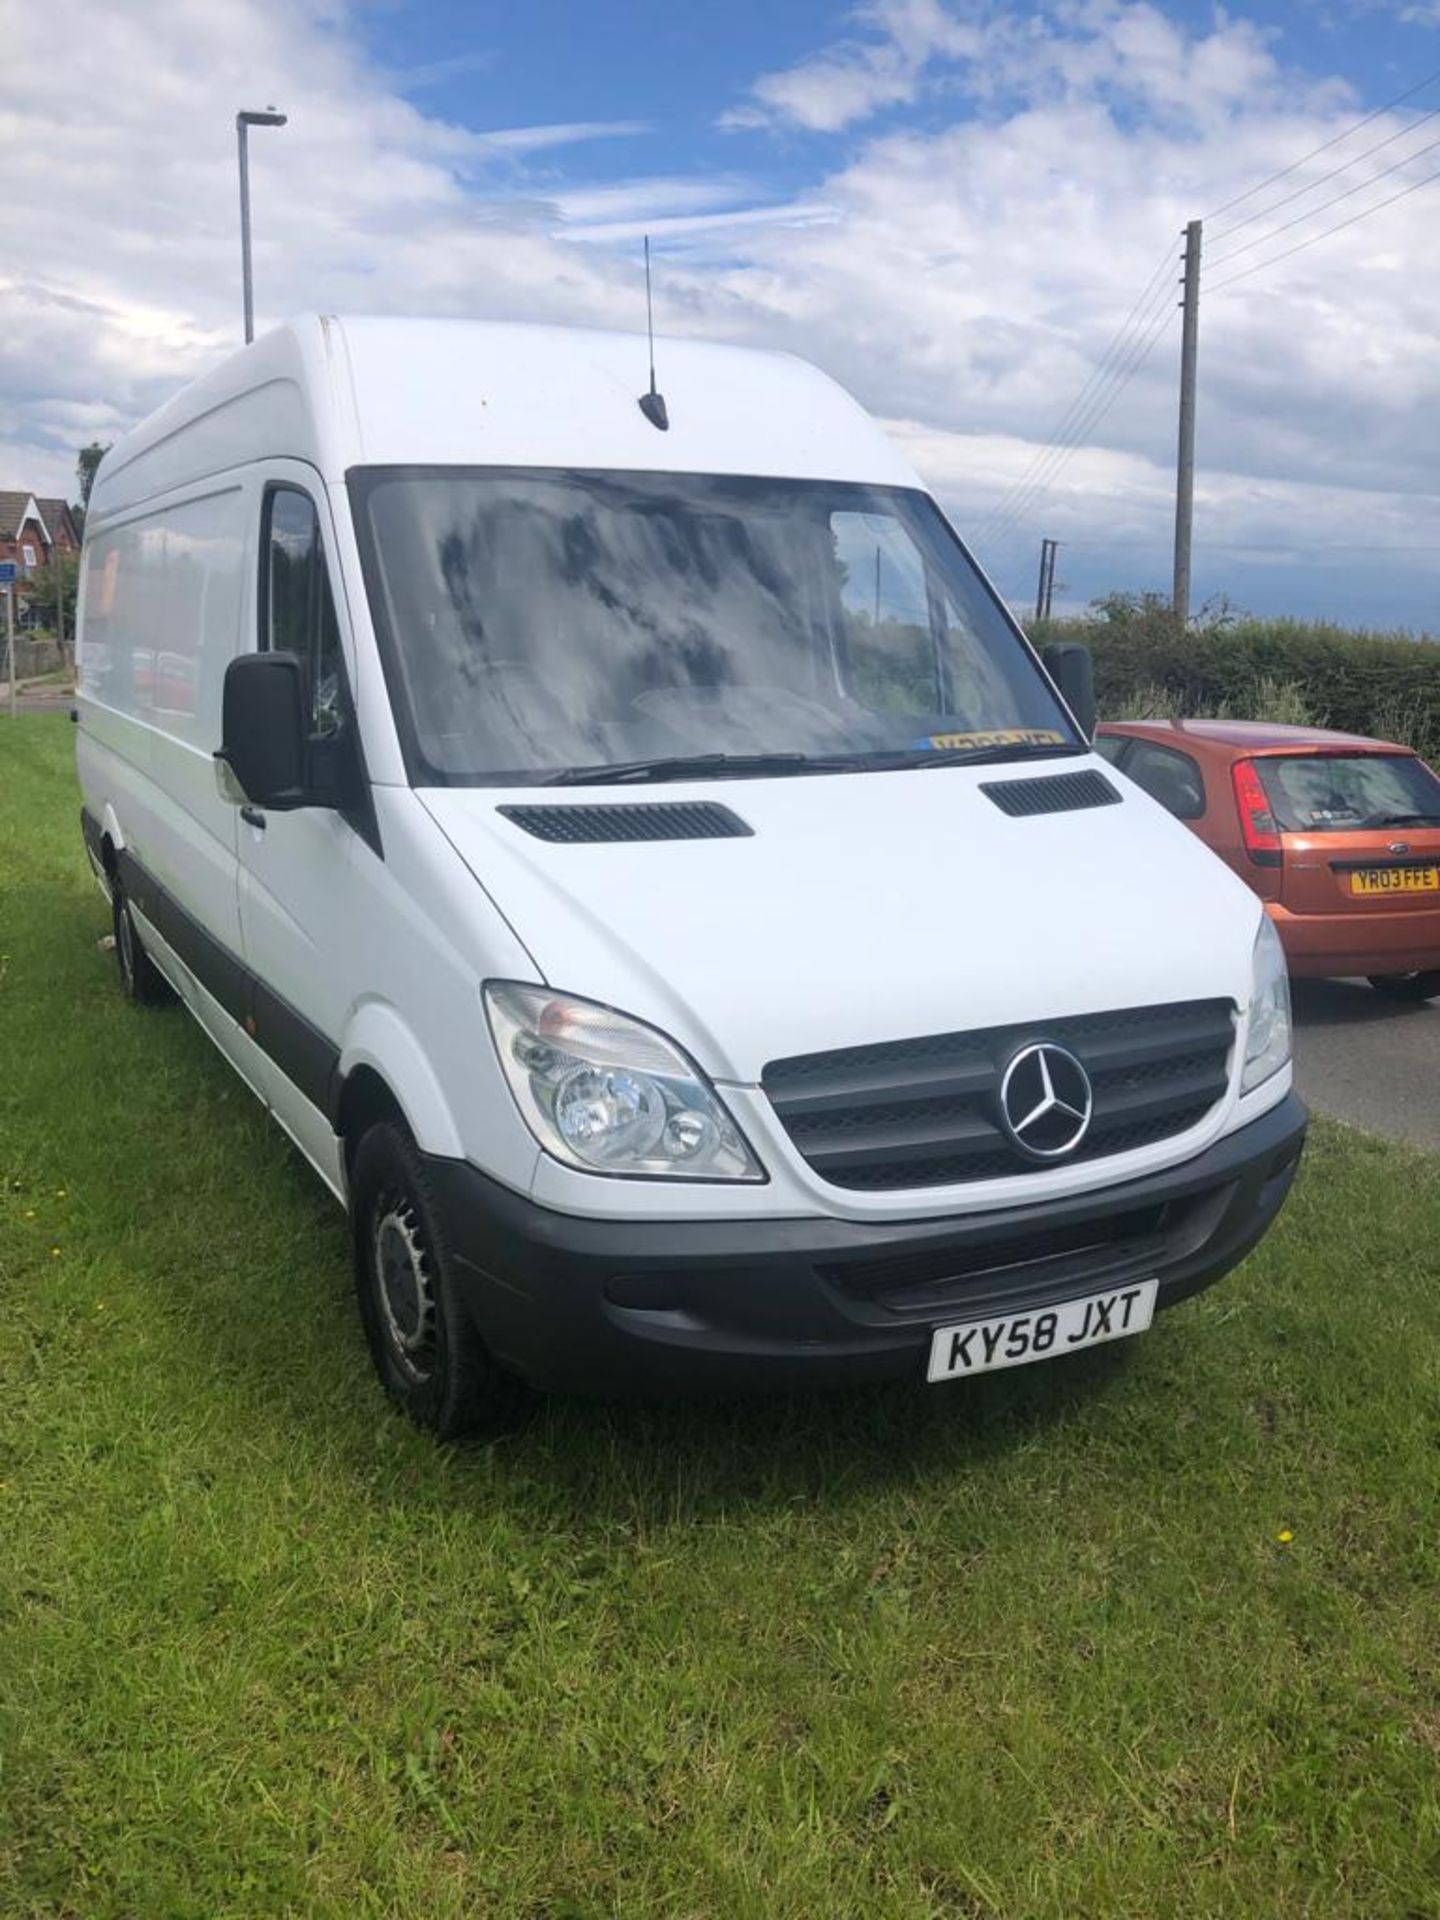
top-left (263, 487), bottom-right (342, 737)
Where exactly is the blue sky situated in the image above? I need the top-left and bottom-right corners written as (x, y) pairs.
top-left (361, 0), bottom-right (1430, 167)
top-left (3, 0), bottom-right (1439, 629)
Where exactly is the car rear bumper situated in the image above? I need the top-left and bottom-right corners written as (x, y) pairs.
top-left (1267, 900), bottom-right (1440, 977)
top-left (427, 1092), bottom-right (1308, 1397)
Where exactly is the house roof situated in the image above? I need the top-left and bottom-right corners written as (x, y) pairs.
top-left (0, 491), bottom-right (53, 543)
top-left (0, 492), bottom-right (79, 546)
top-left (0, 492), bottom-right (36, 539)
top-left (35, 497), bottom-right (79, 545)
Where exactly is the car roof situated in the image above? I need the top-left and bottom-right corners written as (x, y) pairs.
top-left (1097, 718), bottom-right (1413, 757)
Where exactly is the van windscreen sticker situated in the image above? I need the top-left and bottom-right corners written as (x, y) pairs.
top-left (913, 727), bottom-right (1068, 752)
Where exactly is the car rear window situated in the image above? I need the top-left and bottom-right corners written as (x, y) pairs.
top-left (1256, 752), bottom-right (1440, 832)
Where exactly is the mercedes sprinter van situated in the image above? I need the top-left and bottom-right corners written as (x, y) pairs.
top-left (76, 316), bottom-right (1306, 1433)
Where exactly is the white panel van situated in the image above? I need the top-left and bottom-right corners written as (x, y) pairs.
top-left (76, 315), bottom-right (1305, 1434)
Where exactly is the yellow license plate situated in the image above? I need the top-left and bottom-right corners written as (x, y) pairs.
top-left (1350, 867), bottom-right (1440, 896)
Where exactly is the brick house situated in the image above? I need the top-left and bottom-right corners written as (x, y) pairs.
top-left (0, 491), bottom-right (82, 630)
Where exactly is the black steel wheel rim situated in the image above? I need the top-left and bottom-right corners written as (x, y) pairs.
top-left (372, 1191), bottom-right (438, 1383)
top-left (117, 901), bottom-right (135, 989)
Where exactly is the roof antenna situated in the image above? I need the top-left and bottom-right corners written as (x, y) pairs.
top-left (638, 236), bottom-right (669, 431)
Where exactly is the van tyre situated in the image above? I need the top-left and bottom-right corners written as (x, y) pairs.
top-left (112, 878), bottom-right (174, 1007)
top-left (350, 1120), bottom-right (528, 1438)
top-left (1368, 971), bottom-right (1440, 1004)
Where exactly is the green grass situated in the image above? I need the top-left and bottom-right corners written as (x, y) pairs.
top-left (3, 714), bottom-right (1440, 1919)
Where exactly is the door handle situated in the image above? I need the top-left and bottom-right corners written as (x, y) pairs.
top-left (240, 805), bottom-right (267, 831)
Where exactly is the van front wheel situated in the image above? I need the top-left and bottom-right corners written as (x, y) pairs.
top-left (112, 878), bottom-right (174, 1007)
top-left (350, 1121), bottom-right (529, 1437)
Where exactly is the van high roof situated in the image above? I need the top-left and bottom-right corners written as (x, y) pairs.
top-left (91, 314), bottom-right (919, 519)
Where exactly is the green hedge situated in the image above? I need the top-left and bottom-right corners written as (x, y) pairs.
top-left (1032, 603), bottom-right (1440, 761)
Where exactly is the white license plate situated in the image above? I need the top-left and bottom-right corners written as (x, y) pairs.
top-left (926, 1278), bottom-right (1159, 1383)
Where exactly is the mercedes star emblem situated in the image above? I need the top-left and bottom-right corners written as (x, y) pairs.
top-left (999, 1042), bottom-right (1094, 1159)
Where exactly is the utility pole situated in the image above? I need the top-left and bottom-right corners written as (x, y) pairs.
top-left (5, 581), bottom-right (15, 719)
top-left (1172, 219), bottom-right (1202, 625)
top-left (52, 541), bottom-right (65, 666)
top-left (1034, 538), bottom-right (1059, 623)
top-left (236, 108), bottom-right (287, 344)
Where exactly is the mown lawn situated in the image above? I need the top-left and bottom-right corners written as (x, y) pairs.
top-left (2, 713), bottom-right (1439, 1919)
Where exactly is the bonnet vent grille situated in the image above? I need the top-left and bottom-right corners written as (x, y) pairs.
top-left (497, 803), bottom-right (753, 844)
top-left (980, 770), bottom-right (1121, 818)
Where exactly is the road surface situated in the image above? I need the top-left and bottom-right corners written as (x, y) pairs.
top-left (4, 685), bottom-right (73, 716)
top-left (1291, 978), bottom-right (1440, 1152)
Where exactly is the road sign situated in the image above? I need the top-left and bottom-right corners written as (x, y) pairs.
top-left (3, 567), bottom-right (13, 717)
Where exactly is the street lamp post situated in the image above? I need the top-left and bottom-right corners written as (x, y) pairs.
top-left (236, 107), bottom-right (287, 344)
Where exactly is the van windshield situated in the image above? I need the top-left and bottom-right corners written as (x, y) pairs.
top-left (350, 468), bottom-right (1078, 786)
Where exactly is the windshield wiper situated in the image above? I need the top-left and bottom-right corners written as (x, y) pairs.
top-left (542, 740), bottom-right (1085, 786)
top-left (1360, 811), bottom-right (1440, 828)
top-left (543, 752), bottom-right (819, 786)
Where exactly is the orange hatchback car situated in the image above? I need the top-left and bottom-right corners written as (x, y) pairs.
top-left (1096, 720), bottom-right (1440, 1003)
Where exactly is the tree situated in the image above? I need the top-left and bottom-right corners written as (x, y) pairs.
top-left (76, 442), bottom-right (110, 508)
top-left (25, 550), bottom-right (80, 638)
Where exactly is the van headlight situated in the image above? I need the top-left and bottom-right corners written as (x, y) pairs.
top-left (484, 983), bottom-right (765, 1182)
top-left (1241, 915), bottom-right (1292, 1093)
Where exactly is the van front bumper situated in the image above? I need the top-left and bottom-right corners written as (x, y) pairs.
top-left (429, 1092), bottom-right (1307, 1396)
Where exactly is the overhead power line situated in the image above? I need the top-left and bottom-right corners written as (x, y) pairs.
top-left (983, 303), bottom-right (1177, 543)
top-left (1209, 158), bottom-right (1440, 293)
top-left (977, 241), bottom-right (1180, 542)
top-left (1208, 102), bottom-right (1440, 246)
top-left (983, 293), bottom-right (1180, 544)
top-left (1204, 62), bottom-right (1440, 222)
top-left (976, 246), bottom-right (1174, 537)
top-left (1207, 127), bottom-right (1440, 270)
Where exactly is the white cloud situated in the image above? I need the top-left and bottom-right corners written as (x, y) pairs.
top-left (1, 0), bottom-right (1438, 625)
top-left (564, 200), bottom-right (840, 246)
top-left (700, 7), bottom-right (1440, 618)
top-left (388, 48), bottom-right (496, 91)
top-left (0, 0), bottom-right (653, 494)
top-left (548, 178), bottom-right (758, 222)
top-left (721, 0), bottom-right (988, 132)
top-left (465, 120), bottom-right (649, 156)
top-left (543, 175), bottom-right (839, 245)
top-left (720, 0), bottom-right (1285, 135)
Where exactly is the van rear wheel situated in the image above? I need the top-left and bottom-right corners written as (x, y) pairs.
top-left (1368, 971), bottom-right (1440, 1004)
top-left (112, 877), bottom-right (174, 1007)
top-left (350, 1120), bottom-right (529, 1438)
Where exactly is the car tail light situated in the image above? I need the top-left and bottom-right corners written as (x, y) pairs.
top-left (1232, 760), bottom-right (1283, 868)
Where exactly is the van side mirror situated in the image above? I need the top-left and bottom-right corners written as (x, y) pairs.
top-left (1042, 642), bottom-right (1096, 742)
top-left (216, 652), bottom-right (309, 809)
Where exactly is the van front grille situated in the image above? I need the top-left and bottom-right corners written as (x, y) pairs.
top-left (762, 999), bottom-right (1235, 1191)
